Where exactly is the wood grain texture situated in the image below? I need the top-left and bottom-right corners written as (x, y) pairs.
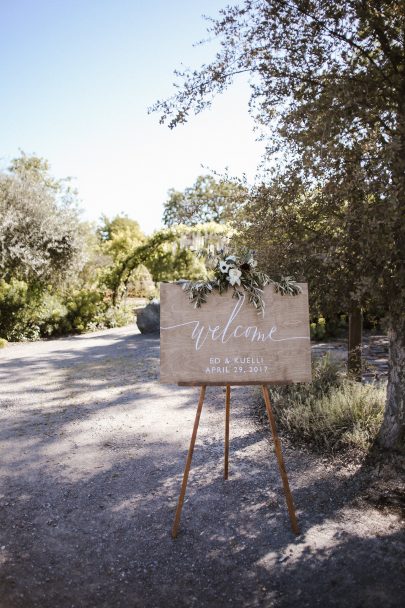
top-left (160, 283), bottom-right (312, 385)
top-left (262, 385), bottom-right (300, 535)
top-left (224, 385), bottom-right (230, 480)
top-left (171, 385), bottom-right (206, 539)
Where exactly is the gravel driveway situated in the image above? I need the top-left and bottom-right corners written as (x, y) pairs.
top-left (0, 325), bottom-right (404, 607)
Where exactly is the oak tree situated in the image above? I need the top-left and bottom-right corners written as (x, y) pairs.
top-left (163, 174), bottom-right (246, 227)
top-left (152, 1), bottom-right (405, 449)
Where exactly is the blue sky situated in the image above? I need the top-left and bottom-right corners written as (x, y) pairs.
top-left (0, 0), bottom-right (264, 233)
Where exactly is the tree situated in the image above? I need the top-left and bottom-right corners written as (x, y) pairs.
top-left (163, 174), bottom-right (246, 226)
top-left (235, 161), bottom-right (382, 379)
top-left (97, 214), bottom-right (145, 260)
top-left (0, 152), bottom-right (84, 286)
top-left (152, 1), bottom-right (405, 449)
top-left (106, 222), bottom-right (231, 303)
top-left (98, 214), bottom-right (144, 244)
top-left (105, 230), bottom-right (178, 304)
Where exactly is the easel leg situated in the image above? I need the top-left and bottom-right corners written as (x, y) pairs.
top-left (262, 386), bottom-right (300, 535)
top-left (172, 385), bottom-right (206, 539)
top-left (224, 385), bottom-right (231, 479)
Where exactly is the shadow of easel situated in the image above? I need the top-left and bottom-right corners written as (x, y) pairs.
top-left (171, 383), bottom-right (300, 538)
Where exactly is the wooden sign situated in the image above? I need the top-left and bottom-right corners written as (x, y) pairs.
top-left (160, 283), bottom-right (311, 385)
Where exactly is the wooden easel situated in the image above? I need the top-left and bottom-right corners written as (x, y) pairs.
top-left (171, 383), bottom-right (299, 538)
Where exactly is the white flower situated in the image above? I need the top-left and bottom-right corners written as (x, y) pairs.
top-left (227, 268), bottom-right (242, 286)
top-left (219, 260), bottom-right (230, 273)
top-left (225, 255), bottom-right (237, 263)
top-left (249, 259), bottom-right (258, 268)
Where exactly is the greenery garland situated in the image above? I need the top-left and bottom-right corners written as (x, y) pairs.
top-left (182, 250), bottom-right (301, 315)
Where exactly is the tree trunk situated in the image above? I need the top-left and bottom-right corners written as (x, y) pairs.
top-left (378, 314), bottom-right (405, 450)
top-left (379, 84), bottom-right (405, 450)
top-left (348, 304), bottom-right (362, 381)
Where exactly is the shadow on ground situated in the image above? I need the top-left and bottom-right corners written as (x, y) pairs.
top-left (0, 328), bottom-right (403, 607)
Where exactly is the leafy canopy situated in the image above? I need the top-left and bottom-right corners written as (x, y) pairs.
top-left (152, 0), bottom-right (405, 448)
top-left (0, 152), bottom-right (85, 286)
top-left (163, 174), bottom-right (246, 226)
top-left (152, 0), bottom-right (405, 314)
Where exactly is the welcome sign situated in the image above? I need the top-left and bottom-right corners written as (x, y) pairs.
top-left (160, 283), bottom-right (312, 385)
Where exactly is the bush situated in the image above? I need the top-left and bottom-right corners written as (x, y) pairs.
top-left (99, 303), bottom-right (134, 329)
top-left (31, 292), bottom-right (68, 337)
top-left (0, 279), bottom-right (71, 340)
top-left (310, 316), bottom-right (326, 339)
top-left (310, 314), bottom-right (348, 340)
top-left (0, 278), bottom-right (42, 341)
top-left (0, 338), bottom-right (8, 348)
top-left (63, 288), bottom-right (108, 333)
top-left (126, 264), bottom-right (156, 298)
top-left (63, 289), bottom-right (134, 333)
top-left (264, 355), bottom-right (385, 454)
top-left (0, 281), bottom-right (134, 340)
top-left (0, 280), bottom-right (72, 340)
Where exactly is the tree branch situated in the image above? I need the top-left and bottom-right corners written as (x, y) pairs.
top-left (276, 0), bottom-right (395, 85)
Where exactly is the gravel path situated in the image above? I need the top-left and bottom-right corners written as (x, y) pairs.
top-left (311, 334), bottom-right (390, 381)
top-left (0, 326), bottom-right (404, 608)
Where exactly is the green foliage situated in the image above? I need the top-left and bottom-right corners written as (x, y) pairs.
top-left (60, 289), bottom-right (131, 333)
top-left (265, 356), bottom-right (385, 454)
top-left (0, 160), bottom-right (176, 341)
top-left (60, 289), bottom-right (133, 334)
top-left (98, 215), bottom-right (144, 243)
top-left (0, 281), bottom-right (70, 341)
top-left (0, 278), bottom-right (40, 341)
top-left (144, 223), bottom-right (232, 283)
top-left (151, 0), bottom-right (405, 447)
top-left (74, 221), bottom-right (111, 289)
top-left (0, 279), bottom-right (132, 340)
top-left (103, 229), bottom-right (177, 303)
top-left (30, 292), bottom-right (68, 337)
top-left (100, 303), bottom-right (134, 329)
top-left (233, 172), bottom-right (385, 320)
top-left (0, 152), bottom-right (84, 286)
top-left (145, 246), bottom-right (207, 283)
top-left (310, 315), bottom-right (349, 340)
top-left (1, 199), bottom-right (232, 339)
top-left (183, 249), bottom-right (301, 314)
top-left (310, 317), bottom-right (326, 340)
top-left (145, 222), bottom-right (231, 282)
top-left (126, 264), bottom-right (156, 298)
top-left (98, 215), bottom-right (145, 261)
top-left (105, 223), bottom-right (232, 303)
top-left (62, 289), bottom-right (108, 333)
top-left (162, 175), bottom-right (246, 227)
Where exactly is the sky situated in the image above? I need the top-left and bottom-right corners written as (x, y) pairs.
top-left (0, 0), bottom-right (265, 234)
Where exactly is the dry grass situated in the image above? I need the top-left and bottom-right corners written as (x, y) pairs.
top-left (263, 356), bottom-right (386, 454)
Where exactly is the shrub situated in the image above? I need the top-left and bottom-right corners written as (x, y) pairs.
top-left (31, 292), bottom-right (68, 337)
top-left (0, 279), bottom-right (42, 341)
top-left (63, 289), bottom-right (134, 333)
top-left (126, 264), bottom-right (156, 298)
top-left (264, 355), bottom-right (385, 454)
top-left (100, 303), bottom-right (134, 329)
top-left (0, 281), bottom-right (135, 341)
top-left (309, 315), bottom-right (348, 340)
top-left (310, 316), bottom-right (326, 340)
top-left (63, 289), bottom-right (108, 333)
top-left (0, 280), bottom-right (69, 340)
top-left (0, 338), bottom-right (8, 348)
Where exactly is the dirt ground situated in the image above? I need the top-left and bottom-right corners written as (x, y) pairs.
top-left (0, 325), bottom-right (404, 608)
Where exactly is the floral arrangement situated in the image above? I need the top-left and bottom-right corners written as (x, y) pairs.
top-left (182, 249), bottom-right (301, 315)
